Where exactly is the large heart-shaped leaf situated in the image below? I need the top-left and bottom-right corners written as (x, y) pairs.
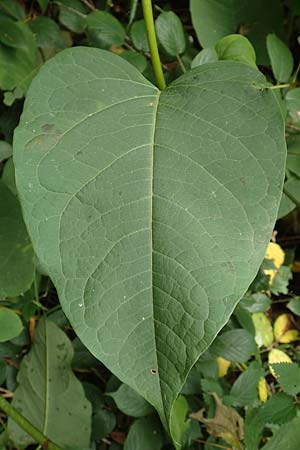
top-left (13, 48), bottom-right (285, 438)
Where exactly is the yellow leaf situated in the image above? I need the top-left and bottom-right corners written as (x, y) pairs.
top-left (274, 313), bottom-right (299, 343)
top-left (216, 356), bottom-right (231, 377)
top-left (264, 242), bottom-right (285, 283)
top-left (258, 377), bottom-right (268, 402)
top-left (279, 329), bottom-right (299, 343)
top-left (268, 348), bottom-right (292, 378)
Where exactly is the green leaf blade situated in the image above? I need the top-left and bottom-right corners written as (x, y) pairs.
top-left (267, 33), bottom-right (294, 82)
top-left (14, 48), bottom-right (286, 438)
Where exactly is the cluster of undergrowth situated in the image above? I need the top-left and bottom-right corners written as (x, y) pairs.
top-left (0, 1), bottom-right (300, 449)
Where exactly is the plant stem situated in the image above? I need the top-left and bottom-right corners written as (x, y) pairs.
top-left (176, 54), bottom-right (186, 73)
top-left (0, 395), bottom-right (64, 450)
top-left (269, 82), bottom-right (298, 90)
top-left (141, 0), bottom-right (166, 90)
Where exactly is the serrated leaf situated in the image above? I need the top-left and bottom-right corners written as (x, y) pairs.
top-left (267, 33), bottom-right (293, 82)
top-left (271, 363), bottom-right (300, 395)
top-left (230, 362), bottom-right (262, 407)
top-left (8, 318), bottom-right (92, 448)
top-left (271, 266), bottom-right (292, 295)
top-left (156, 11), bottom-right (186, 57)
top-left (259, 393), bottom-right (296, 424)
top-left (0, 180), bottom-right (35, 297)
top-left (287, 297), bottom-right (300, 316)
top-left (109, 383), bottom-right (154, 417)
top-left (14, 48), bottom-right (286, 438)
top-left (215, 34), bottom-right (256, 68)
top-left (190, 0), bottom-right (284, 64)
top-left (209, 329), bottom-right (257, 362)
top-left (86, 11), bottom-right (126, 49)
top-left (261, 417), bottom-right (300, 450)
top-left (0, 310), bottom-right (23, 342)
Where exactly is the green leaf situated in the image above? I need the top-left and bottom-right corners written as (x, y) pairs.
top-left (29, 17), bottom-right (64, 49)
top-left (170, 395), bottom-right (190, 450)
top-left (0, 140), bottom-right (12, 162)
top-left (0, 0), bottom-right (25, 20)
top-left (209, 329), bottom-right (257, 362)
top-left (287, 135), bottom-right (300, 177)
top-left (259, 393), bottom-right (296, 424)
top-left (2, 157), bottom-right (17, 195)
top-left (191, 48), bottom-right (218, 68)
top-left (0, 19), bottom-right (33, 49)
top-left (266, 34), bottom-right (293, 82)
top-left (287, 296), bottom-right (300, 316)
top-left (109, 383), bottom-right (154, 417)
top-left (85, 11), bottom-right (126, 49)
top-left (8, 318), bottom-right (92, 448)
top-left (215, 34), bottom-right (256, 68)
top-left (36, 0), bottom-right (49, 13)
top-left (0, 310), bottom-right (23, 342)
top-left (155, 11), bottom-right (186, 57)
top-left (58, 0), bottom-right (88, 33)
top-left (14, 48), bottom-right (286, 437)
top-left (252, 312), bottom-right (273, 347)
top-left (0, 181), bottom-right (35, 297)
top-left (270, 266), bottom-right (292, 295)
top-left (230, 362), bottom-right (262, 406)
top-left (190, 0), bottom-right (284, 64)
top-left (124, 416), bottom-right (164, 450)
top-left (244, 408), bottom-right (264, 450)
top-left (129, 0), bottom-right (138, 26)
top-left (92, 408), bottom-right (116, 440)
top-left (130, 19), bottom-right (149, 52)
top-left (261, 417), bottom-right (300, 450)
top-left (271, 363), bottom-right (300, 395)
top-left (286, 88), bottom-right (300, 118)
top-left (120, 50), bottom-right (147, 72)
top-left (240, 293), bottom-right (271, 313)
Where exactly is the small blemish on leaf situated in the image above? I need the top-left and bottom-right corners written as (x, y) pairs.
top-left (42, 124), bottom-right (54, 132)
top-left (151, 369), bottom-right (158, 375)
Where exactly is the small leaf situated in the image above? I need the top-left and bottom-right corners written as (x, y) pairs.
top-left (130, 19), bottom-right (149, 52)
top-left (121, 50), bottom-right (147, 72)
top-left (215, 34), bottom-right (256, 68)
top-left (258, 377), bottom-right (268, 403)
top-left (271, 363), bottom-right (300, 395)
top-left (92, 409), bottom-right (116, 441)
top-left (287, 296), bottom-right (300, 316)
top-left (0, 310), bottom-right (23, 342)
top-left (216, 357), bottom-right (230, 378)
top-left (156, 11), bottom-right (186, 56)
top-left (268, 348), bottom-right (292, 378)
top-left (267, 33), bottom-right (293, 82)
top-left (36, 0), bottom-right (49, 13)
top-left (264, 242), bottom-right (285, 283)
top-left (124, 416), bottom-right (164, 450)
top-left (58, 0), bottom-right (87, 33)
top-left (191, 48), bottom-right (218, 68)
top-left (0, 18), bottom-right (34, 49)
top-left (252, 312), bottom-right (273, 347)
top-left (240, 293), bottom-right (271, 313)
top-left (260, 393), bottom-right (296, 424)
top-left (0, 141), bottom-right (12, 162)
top-left (0, 181), bottom-right (35, 297)
top-left (86, 11), bottom-right (126, 49)
top-left (109, 383), bottom-right (154, 417)
top-left (271, 266), bottom-right (292, 295)
top-left (170, 395), bottom-right (190, 450)
top-left (210, 329), bottom-right (256, 362)
top-left (0, 0), bottom-right (25, 20)
top-left (274, 313), bottom-right (299, 343)
top-left (29, 17), bottom-right (64, 49)
top-left (230, 362), bottom-right (262, 406)
top-left (261, 417), bottom-right (300, 450)
top-left (190, 393), bottom-right (244, 448)
top-left (8, 318), bottom-right (92, 448)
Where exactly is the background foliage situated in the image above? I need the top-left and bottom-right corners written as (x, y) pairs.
top-left (0, 1), bottom-right (300, 449)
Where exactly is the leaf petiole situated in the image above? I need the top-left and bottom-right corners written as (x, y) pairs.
top-left (141, 0), bottom-right (166, 90)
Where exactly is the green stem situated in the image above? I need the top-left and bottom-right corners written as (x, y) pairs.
top-left (0, 396), bottom-right (64, 450)
top-left (141, 0), bottom-right (166, 90)
top-left (176, 54), bottom-right (186, 73)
